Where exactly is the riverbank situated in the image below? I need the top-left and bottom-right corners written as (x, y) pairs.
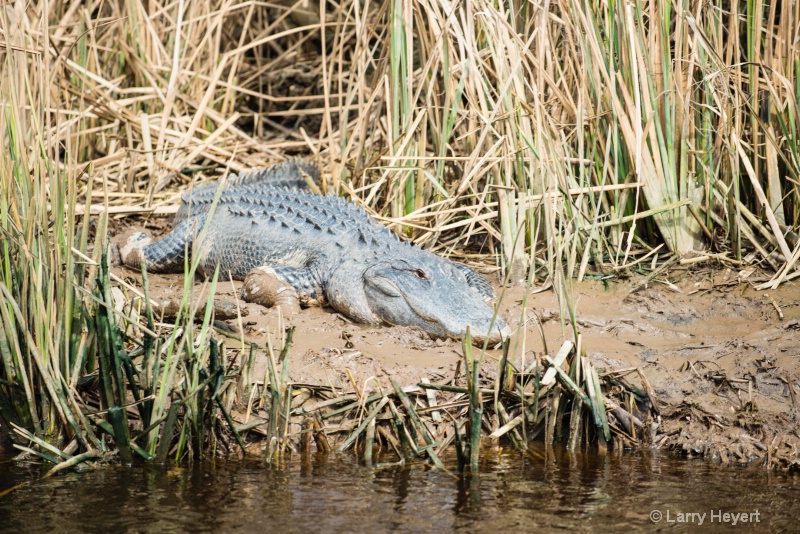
top-left (110, 263), bottom-right (800, 470)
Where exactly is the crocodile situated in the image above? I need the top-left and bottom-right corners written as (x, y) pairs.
top-left (118, 160), bottom-right (510, 344)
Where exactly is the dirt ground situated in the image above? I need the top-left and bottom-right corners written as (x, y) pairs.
top-left (112, 261), bottom-right (800, 467)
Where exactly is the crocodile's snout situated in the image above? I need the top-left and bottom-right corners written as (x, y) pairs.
top-left (432, 303), bottom-right (511, 346)
top-left (466, 317), bottom-right (512, 347)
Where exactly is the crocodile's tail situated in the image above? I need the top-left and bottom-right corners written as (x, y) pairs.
top-left (453, 262), bottom-right (497, 300)
top-left (118, 218), bottom-right (199, 273)
top-left (227, 159), bottom-right (321, 190)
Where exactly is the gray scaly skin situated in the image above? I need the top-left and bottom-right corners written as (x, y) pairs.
top-left (118, 160), bottom-right (510, 344)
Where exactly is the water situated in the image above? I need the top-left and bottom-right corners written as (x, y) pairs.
top-left (0, 447), bottom-right (797, 533)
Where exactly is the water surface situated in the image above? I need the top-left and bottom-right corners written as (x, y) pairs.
top-left (0, 448), bottom-right (797, 533)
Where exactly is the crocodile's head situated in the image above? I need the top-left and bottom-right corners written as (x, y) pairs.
top-left (326, 255), bottom-right (511, 346)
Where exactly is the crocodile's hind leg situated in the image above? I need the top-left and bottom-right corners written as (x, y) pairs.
top-left (241, 266), bottom-right (323, 315)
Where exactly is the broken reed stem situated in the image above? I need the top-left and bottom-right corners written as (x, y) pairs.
top-left (364, 418), bottom-right (376, 466)
top-left (566, 350), bottom-right (583, 452)
top-left (588, 363), bottom-right (611, 443)
top-left (388, 399), bottom-right (415, 461)
top-left (461, 328), bottom-right (483, 473)
top-left (391, 381), bottom-right (444, 469)
top-left (337, 396), bottom-right (390, 453)
top-left (43, 451), bottom-right (103, 478)
top-left (155, 402), bottom-right (181, 464)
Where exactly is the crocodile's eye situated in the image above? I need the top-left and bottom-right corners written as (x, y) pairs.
top-left (412, 269), bottom-right (427, 280)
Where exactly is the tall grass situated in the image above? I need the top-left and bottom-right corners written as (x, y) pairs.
top-left (340, 0), bottom-right (800, 286)
top-left (4, 2), bottom-right (796, 277)
top-left (1, 1), bottom-right (798, 468)
top-left (0, 2), bottom-right (254, 466)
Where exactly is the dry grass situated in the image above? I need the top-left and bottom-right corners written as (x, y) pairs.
top-left (5, 1), bottom-right (799, 277)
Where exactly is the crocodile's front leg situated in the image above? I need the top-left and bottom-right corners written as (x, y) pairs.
top-left (240, 266), bottom-right (324, 315)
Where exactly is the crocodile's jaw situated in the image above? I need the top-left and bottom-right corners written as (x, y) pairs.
top-left (325, 260), bottom-right (383, 325)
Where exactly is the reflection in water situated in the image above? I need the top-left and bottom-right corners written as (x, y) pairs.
top-left (453, 472), bottom-right (482, 517)
top-left (0, 446), bottom-right (798, 533)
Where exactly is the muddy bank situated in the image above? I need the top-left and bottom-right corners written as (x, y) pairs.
top-left (113, 264), bottom-right (800, 469)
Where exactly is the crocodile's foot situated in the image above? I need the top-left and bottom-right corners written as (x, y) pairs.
top-left (241, 267), bottom-right (302, 315)
top-left (112, 228), bottom-right (152, 267)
